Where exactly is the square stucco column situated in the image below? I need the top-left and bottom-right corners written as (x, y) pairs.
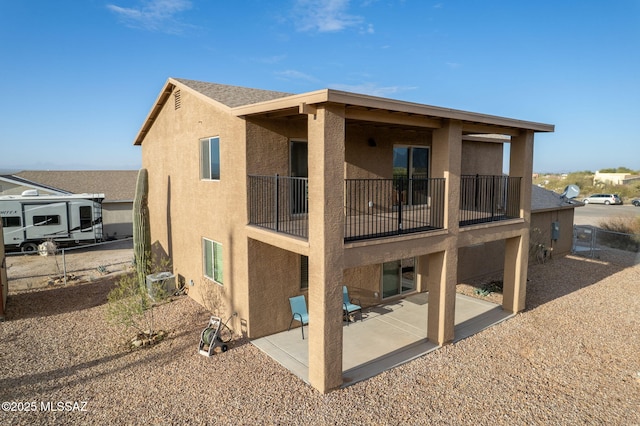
top-left (503, 130), bottom-right (534, 313)
top-left (427, 120), bottom-right (462, 345)
top-left (307, 105), bottom-right (345, 393)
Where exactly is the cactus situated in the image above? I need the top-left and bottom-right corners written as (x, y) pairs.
top-left (133, 168), bottom-right (151, 292)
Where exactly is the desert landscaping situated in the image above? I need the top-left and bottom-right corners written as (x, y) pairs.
top-left (1, 243), bottom-right (639, 425)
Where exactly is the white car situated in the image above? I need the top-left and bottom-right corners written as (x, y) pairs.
top-left (582, 193), bottom-right (623, 205)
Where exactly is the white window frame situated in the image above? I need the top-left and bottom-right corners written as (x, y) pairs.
top-left (200, 136), bottom-right (220, 180)
top-left (203, 238), bottom-right (223, 285)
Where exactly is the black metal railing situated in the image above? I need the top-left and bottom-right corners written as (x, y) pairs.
top-left (344, 177), bottom-right (445, 241)
top-left (459, 175), bottom-right (521, 226)
top-left (247, 175), bottom-right (308, 239)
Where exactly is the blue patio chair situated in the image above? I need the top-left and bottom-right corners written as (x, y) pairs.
top-left (288, 295), bottom-right (309, 339)
top-left (343, 286), bottom-right (362, 325)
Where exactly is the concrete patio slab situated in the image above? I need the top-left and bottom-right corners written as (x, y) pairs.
top-left (251, 292), bottom-right (513, 388)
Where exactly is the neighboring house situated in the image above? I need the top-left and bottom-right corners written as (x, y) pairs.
top-left (134, 77), bottom-right (554, 393)
top-left (0, 171), bottom-right (137, 239)
top-left (593, 171), bottom-right (636, 186)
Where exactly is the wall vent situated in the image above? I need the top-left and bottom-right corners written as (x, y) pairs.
top-left (174, 90), bottom-right (181, 110)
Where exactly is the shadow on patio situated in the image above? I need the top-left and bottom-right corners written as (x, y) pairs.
top-left (251, 292), bottom-right (513, 387)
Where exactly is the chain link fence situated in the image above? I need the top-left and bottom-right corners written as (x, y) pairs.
top-left (6, 238), bottom-right (133, 291)
top-left (573, 225), bottom-right (640, 267)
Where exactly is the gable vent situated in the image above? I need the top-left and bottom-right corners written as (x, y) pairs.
top-left (174, 90), bottom-right (181, 110)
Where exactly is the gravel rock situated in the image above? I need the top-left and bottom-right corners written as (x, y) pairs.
top-left (1, 252), bottom-right (638, 425)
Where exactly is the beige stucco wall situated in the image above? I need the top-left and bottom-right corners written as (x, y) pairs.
top-left (141, 85), bottom-right (250, 334)
top-left (461, 141), bottom-right (503, 176)
top-left (246, 238), bottom-right (302, 338)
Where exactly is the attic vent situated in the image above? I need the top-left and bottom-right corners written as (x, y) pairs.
top-left (174, 90), bottom-right (181, 110)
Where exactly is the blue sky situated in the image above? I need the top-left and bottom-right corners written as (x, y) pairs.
top-left (0, 0), bottom-right (638, 173)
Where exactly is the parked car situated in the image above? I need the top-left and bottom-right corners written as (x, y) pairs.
top-left (632, 198), bottom-right (640, 207)
top-left (582, 193), bottom-right (623, 205)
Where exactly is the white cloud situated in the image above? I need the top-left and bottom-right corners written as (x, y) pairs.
top-left (293, 0), bottom-right (364, 33)
top-left (329, 82), bottom-right (417, 97)
top-left (274, 69), bottom-right (319, 83)
top-left (107, 0), bottom-right (193, 34)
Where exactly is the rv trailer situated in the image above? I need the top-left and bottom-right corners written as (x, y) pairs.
top-left (0, 192), bottom-right (105, 252)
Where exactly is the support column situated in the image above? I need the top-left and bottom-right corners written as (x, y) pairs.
top-left (427, 120), bottom-right (462, 345)
top-left (427, 250), bottom-right (457, 345)
top-left (503, 130), bottom-right (534, 313)
top-left (503, 236), bottom-right (526, 313)
top-left (307, 104), bottom-right (345, 393)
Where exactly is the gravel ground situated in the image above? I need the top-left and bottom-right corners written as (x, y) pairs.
top-left (1, 251), bottom-right (639, 425)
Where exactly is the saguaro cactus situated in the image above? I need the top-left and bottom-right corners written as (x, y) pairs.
top-left (133, 168), bottom-right (151, 291)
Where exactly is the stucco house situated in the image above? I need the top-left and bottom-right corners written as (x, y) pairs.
top-left (134, 78), bottom-right (554, 393)
top-left (0, 170), bottom-right (137, 239)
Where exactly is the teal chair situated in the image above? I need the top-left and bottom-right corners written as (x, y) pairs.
top-left (288, 295), bottom-right (309, 339)
top-left (343, 286), bottom-right (362, 325)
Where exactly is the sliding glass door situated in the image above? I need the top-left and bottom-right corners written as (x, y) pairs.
top-left (382, 258), bottom-right (416, 299)
top-left (393, 146), bottom-right (430, 206)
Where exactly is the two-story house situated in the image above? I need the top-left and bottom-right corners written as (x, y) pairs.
top-left (134, 78), bottom-right (554, 393)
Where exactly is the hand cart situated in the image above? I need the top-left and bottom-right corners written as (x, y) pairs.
top-left (198, 315), bottom-right (234, 357)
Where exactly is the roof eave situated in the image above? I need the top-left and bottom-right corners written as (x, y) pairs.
top-left (134, 80), bottom-right (175, 146)
top-left (233, 88), bottom-right (554, 133)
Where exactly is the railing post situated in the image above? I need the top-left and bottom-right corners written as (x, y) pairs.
top-left (398, 177), bottom-right (403, 232)
top-left (274, 174), bottom-right (279, 232)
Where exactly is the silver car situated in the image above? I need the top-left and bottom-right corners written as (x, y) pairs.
top-left (582, 193), bottom-right (623, 205)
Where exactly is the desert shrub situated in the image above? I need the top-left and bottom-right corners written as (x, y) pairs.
top-left (597, 217), bottom-right (640, 252)
top-left (106, 272), bottom-right (169, 347)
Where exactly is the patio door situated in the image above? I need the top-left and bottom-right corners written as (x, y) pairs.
top-left (382, 258), bottom-right (416, 299)
top-left (393, 146), bottom-right (430, 206)
top-left (290, 141), bottom-right (308, 215)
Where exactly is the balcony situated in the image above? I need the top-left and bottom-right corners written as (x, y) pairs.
top-left (247, 175), bottom-right (446, 242)
top-left (344, 177), bottom-right (445, 241)
top-left (459, 175), bottom-right (522, 226)
top-left (248, 174), bottom-right (522, 241)
top-left (247, 175), bottom-right (309, 239)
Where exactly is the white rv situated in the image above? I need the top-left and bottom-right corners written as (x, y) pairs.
top-left (0, 192), bottom-right (105, 252)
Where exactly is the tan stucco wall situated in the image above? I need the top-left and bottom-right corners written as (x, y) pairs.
top-left (246, 238), bottom-right (302, 338)
top-left (461, 141), bottom-right (503, 176)
top-left (140, 85), bottom-right (250, 334)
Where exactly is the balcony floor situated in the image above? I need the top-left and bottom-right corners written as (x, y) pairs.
top-left (251, 292), bottom-right (513, 388)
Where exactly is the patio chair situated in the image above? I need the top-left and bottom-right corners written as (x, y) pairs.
top-left (343, 286), bottom-right (362, 325)
top-left (288, 295), bottom-right (309, 339)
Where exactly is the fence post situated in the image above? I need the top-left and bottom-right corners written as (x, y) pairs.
top-left (62, 248), bottom-right (67, 285)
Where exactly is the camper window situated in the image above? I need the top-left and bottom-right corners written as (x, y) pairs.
top-left (80, 206), bottom-right (92, 231)
top-left (2, 216), bottom-right (21, 227)
top-left (33, 215), bottom-right (61, 226)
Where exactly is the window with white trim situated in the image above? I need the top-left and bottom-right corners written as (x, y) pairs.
top-left (203, 238), bottom-right (223, 284)
top-left (200, 136), bottom-right (220, 180)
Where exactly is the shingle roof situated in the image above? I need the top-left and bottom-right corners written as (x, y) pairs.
top-left (174, 78), bottom-right (293, 108)
top-left (13, 170), bottom-right (138, 202)
top-left (531, 185), bottom-right (582, 212)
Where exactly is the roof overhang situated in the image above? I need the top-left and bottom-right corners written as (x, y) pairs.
top-left (232, 89), bottom-right (555, 135)
top-left (134, 81), bottom-right (175, 146)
